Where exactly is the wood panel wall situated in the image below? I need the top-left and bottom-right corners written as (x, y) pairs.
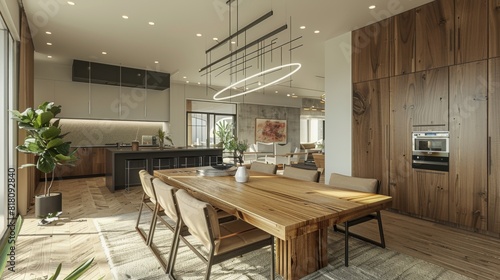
top-left (413, 170), bottom-right (449, 221)
top-left (415, 0), bottom-right (455, 71)
top-left (352, 79), bottom-right (390, 195)
top-left (449, 61), bottom-right (488, 231)
top-left (455, 0), bottom-right (488, 64)
top-left (391, 9), bottom-right (415, 75)
top-left (18, 9), bottom-right (36, 216)
top-left (489, 0), bottom-right (500, 58)
top-left (488, 57), bottom-right (500, 233)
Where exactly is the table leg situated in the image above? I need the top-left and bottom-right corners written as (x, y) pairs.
top-left (276, 228), bottom-right (328, 280)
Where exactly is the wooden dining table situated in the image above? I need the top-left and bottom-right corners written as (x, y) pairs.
top-left (154, 167), bottom-right (392, 280)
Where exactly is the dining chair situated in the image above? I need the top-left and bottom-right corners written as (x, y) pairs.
top-left (265, 142), bottom-right (292, 166)
top-left (148, 178), bottom-right (182, 271)
top-left (282, 166), bottom-right (320, 182)
top-left (329, 173), bottom-right (386, 267)
top-left (170, 189), bottom-right (275, 280)
top-left (250, 161), bottom-right (278, 174)
top-left (312, 153), bottom-right (325, 174)
top-left (136, 170), bottom-right (158, 245)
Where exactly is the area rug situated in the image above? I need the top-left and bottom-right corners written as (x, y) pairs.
top-left (93, 212), bottom-right (471, 280)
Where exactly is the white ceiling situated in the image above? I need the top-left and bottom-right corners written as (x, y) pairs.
top-left (22, 0), bottom-right (432, 99)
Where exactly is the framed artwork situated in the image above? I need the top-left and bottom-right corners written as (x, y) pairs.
top-left (255, 119), bottom-right (287, 143)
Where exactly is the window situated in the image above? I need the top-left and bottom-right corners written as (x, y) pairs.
top-left (0, 19), bottom-right (17, 237)
top-left (186, 101), bottom-right (236, 147)
top-left (300, 117), bottom-right (325, 143)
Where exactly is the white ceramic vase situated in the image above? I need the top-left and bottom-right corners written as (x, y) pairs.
top-left (234, 166), bottom-right (249, 183)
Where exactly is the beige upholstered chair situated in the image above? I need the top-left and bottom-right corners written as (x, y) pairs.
top-left (265, 142), bottom-right (292, 166)
top-left (282, 166), bottom-right (320, 182)
top-left (170, 189), bottom-right (275, 280)
top-left (250, 161), bottom-right (278, 174)
top-left (136, 170), bottom-right (158, 244)
top-left (329, 173), bottom-right (385, 267)
top-left (148, 178), bottom-right (182, 271)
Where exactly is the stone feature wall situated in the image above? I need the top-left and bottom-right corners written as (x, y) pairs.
top-left (237, 104), bottom-right (301, 151)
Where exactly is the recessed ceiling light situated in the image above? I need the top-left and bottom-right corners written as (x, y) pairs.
top-left (369, 5), bottom-right (376, 9)
top-left (183, 76), bottom-right (187, 79)
top-left (67, 1), bottom-right (75, 5)
top-left (257, 81), bottom-right (262, 86)
top-left (292, 95), bottom-right (298, 98)
top-left (46, 42), bottom-right (52, 45)
top-left (197, 82), bottom-right (201, 85)
top-left (213, 37), bottom-right (218, 41)
top-left (231, 41), bottom-right (236, 44)
top-left (102, 51), bottom-right (107, 55)
top-left (300, 26), bottom-right (306, 29)
top-left (287, 94), bottom-right (291, 97)
top-left (314, 30), bottom-right (320, 34)
top-left (275, 91), bottom-right (278, 93)
top-left (186, 81), bottom-right (190, 83)
top-left (196, 33), bottom-right (202, 37)
top-left (47, 55), bottom-right (52, 58)
top-left (154, 61), bottom-right (159, 64)
top-left (122, 15), bottom-right (128, 19)
top-left (46, 31), bottom-right (52, 35)
top-left (148, 22), bottom-right (155, 26)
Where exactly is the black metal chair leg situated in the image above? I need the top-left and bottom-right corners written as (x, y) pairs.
top-left (376, 211), bottom-right (386, 248)
top-left (344, 221), bottom-right (349, 267)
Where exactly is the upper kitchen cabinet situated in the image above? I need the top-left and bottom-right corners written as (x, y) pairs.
top-left (392, 9), bottom-right (416, 76)
top-left (352, 18), bottom-right (391, 83)
top-left (352, 79), bottom-right (390, 195)
top-left (54, 80), bottom-right (90, 118)
top-left (145, 89), bottom-right (170, 121)
top-left (449, 60), bottom-right (488, 231)
top-left (489, 57), bottom-right (500, 234)
top-left (90, 84), bottom-right (120, 119)
top-left (415, 0), bottom-right (454, 71)
top-left (455, 0), bottom-right (488, 64)
top-left (490, 0), bottom-right (500, 58)
top-left (412, 67), bottom-right (449, 128)
top-left (119, 87), bottom-right (147, 121)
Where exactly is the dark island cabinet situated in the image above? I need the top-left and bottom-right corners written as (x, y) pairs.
top-left (105, 148), bottom-right (223, 192)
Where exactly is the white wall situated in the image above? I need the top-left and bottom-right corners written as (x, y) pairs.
top-left (0, 0), bottom-right (20, 41)
top-left (325, 32), bottom-right (352, 182)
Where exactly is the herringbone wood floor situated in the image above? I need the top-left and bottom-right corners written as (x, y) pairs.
top-left (6, 175), bottom-right (500, 279)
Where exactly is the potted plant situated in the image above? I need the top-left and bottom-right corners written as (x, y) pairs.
top-left (11, 102), bottom-right (78, 218)
top-left (228, 138), bottom-right (248, 166)
top-left (157, 128), bottom-right (173, 149)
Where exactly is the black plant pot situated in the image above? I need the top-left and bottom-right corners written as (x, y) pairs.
top-left (35, 192), bottom-right (62, 218)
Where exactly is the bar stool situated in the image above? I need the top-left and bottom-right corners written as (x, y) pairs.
top-left (152, 157), bottom-right (177, 170)
top-left (125, 158), bottom-right (148, 191)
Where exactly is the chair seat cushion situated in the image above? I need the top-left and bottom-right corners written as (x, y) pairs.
top-left (216, 220), bottom-right (271, 255)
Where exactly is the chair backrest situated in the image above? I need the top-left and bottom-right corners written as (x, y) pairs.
top-left (250, 161), bottom-right (277, 174)
top-left (175, 189), bottom-right (221, 252)
top-left (256, 142), bottom-right (273, 153)
top-left (274, 142), bottom-right (291, 155)
top-left (139, 170), bottom-right (156, 202)
top-left (290, 147), bottom-right (305, 163)
top-left (329, 173), bottom-right (379, 194)
top-left (152, 178), bottom-right (179, 222)
top-left (283, 166), bottom-right (320, 182)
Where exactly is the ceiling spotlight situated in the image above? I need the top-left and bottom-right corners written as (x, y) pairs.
top-left (46, 42), bottom-right (52, 45)
top-left (46, 31), bottom-right (52, 35)
top-left (154, 61), bottom-right (159, 64)
top-left (275, 91), bottom-right (278, 93)
top-left (47, 55), bottom-right (52, 58)
top-left (257, 81), bottom-right (262, 86)
top-left (300, 26), bottom-right (306, 29)
top-left (213, 37), bottom-right (219, 41)
top-left (369, 5), bottom-right (376, 9)
top-left (231, 41), bottom-right (236, 44)
top-left (287, 94), bottom-right (291, 97)
top-left (197, 82), bottom-right (201, 85)
top-left (122, 15), bottom-right (129, 19)
top-left (314, 30), bottom-right (320, 34)
top-left (67, 1), bottom-right (75, 5)
top-left (183, 76), bottom-right (187, 79)
top-left (196, 33), bottom-right (202, 37)
top-left (291, 95), bottom-right (298, 98)
top-left (148, 21), bottom-right (155, 26)
top-left (102, 51), bottom-right (107, 55)
top-left (186, 81), bottom-right (190, 83)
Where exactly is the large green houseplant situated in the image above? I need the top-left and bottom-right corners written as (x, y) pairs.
top-left (11, 102), bottom-right (78, 217)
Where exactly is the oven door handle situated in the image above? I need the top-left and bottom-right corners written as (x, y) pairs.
top-left (412, 160), bottom-right (448, 166)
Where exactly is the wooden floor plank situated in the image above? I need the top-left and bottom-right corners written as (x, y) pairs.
top-left (4, 175), bottom-right (500, 279)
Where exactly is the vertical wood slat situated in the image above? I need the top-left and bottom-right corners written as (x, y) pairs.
top-left (488, 57), bottom-right (500, 233)
top-left (415, 0), bottom-right (455, 72)
top-left (18, 8), bottom-right (36, 215)
top-left (449, 61), bottom-right (488, 231)
top-left (352, 79), bottom-right (390, 195)
top-left (392, 9), bottom-right (416, 76)
top-left (455, 0), bottom-right (488, 64)
top-left (352, 18), bottom-right (391, 83)
top-left (490, 0), bottom-right (500, 58)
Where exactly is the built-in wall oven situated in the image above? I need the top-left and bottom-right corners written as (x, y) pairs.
top-left (412, 131), bottom-right (449, 172)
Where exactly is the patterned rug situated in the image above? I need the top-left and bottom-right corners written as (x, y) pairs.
top-left (94, 212), bottom-right (471, 280)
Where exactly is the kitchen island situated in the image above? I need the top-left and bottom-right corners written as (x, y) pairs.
top-left (105, 147), bottom-right (223, 192)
